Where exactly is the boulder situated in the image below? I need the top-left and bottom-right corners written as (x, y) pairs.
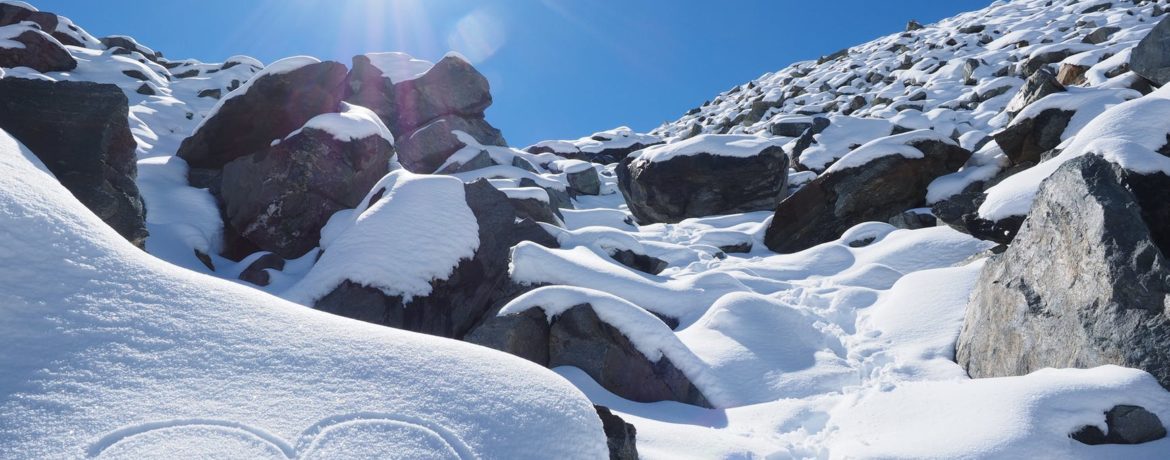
top-left (957, 154), bottom-right (1170, 390)
top-left (1072, 405), bottom-right (1167, 445)
top-left (469, 303), bottom-right (711, 407)
top-left (617, 135), bottom-right (789, 224)
top-left (0, 3), bottom-right (83, 46)
top-left (1056, 63), bottom-right (1088, 86)
top-left (1082, 26), bottom-right (1121, 45)
top-left (565, 163), bottom-right (601, 196)
top-left (595, 406), bottom-right (638, 460)
top-left (0, 27), bottom-right (75, 72)
top-left (931, 190), bottom-right (1025, 245)
top-left (394, 115), bottom-right (505, 173)
top-left (99, 35), bottom-right (162, 63)
top-left (390, 54), bottom-right (492, 134)
top-left (314, 180), bottom-right (559, 338)
top-left (888, 209), bottom-right (937, 229)
top-left (1131, 15), bottom-right (1170, 86)
top-left (176, 60), bottom-right (348, 171)
top-left (1004, 68), bottom-right (1065, 120)
top-left (0, 78), bottom-right (147, 246)
top-left (219, 126), bottom-right (394, 259)
top-left (237, 252), bottom-right (285, 287)
top-left (764, 136), bottom-right (970, 253)
top-left (993, 108), bottom-right (1075, 167)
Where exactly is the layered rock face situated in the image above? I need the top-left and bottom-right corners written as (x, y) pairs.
top-left (0, 78), bottom-right (147, 246)
top-left (958, 154), bottom-right (1170, 389)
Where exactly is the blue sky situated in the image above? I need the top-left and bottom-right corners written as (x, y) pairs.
top-left (34, 0), bottom-right (989, 146)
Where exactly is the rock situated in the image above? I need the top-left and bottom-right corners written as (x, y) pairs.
top-left (314, 180), bottom-right (559, 338)
top-left (135, 83), bottom-right (155, 96)
top-left (1080, 2), bottom-right (1112, 14)
top-left (176, 60), bottom-right (348, 170)
top-left (931, 190), bottom-right (1025, 244)
top-left (196, 88), bottom-right (221, 99)
top-left (957, 154), bottom-right (1170, 390)
top-left (0, 3), bottom-right (82, 47)
top-left (765, 137), bottom-right (970, 253)
top-left (617, 135), bottom-right (789, 224)
top-left (1004, 68), bottom-right (1065, 120)
top-left (888, 209), bottom-right (937, 229)
top-left (566, 164), bottom-right (601, 196)
top-left (595, 406), bottom-right (638, 460)
top-left (394, 115), bottom-right (505, 173)
top-left (1131, 15), bottom-right (1170, 86)
top-left (507, 195), bottom-right (563, 226)
top-left (464, 307), bottom-right (550, 365)
top-left (958, 24), bottom-right (986, 34)
top-left (1056, 63), bottom-right (1088, 86)
top-left (0, 78), bottom-right (147, 246)
top-left (0, 27), bottom-right (76, 72)
top-left (219, 126), bottom-right (393, 258)
top-left (435, 149), bottom-right (495, 174)
top-left (1082, 26), bottom-right (1121, 44)
top-left (1072, 405), bottom-right (1167, 445)
top-left (994, 108), bottom-right (1075, 167)
top-left (238, 252), bottom-right (285, 287)
top-left (609, 249), bottom-right (668, 275)
top-left (100, 35), bottom-right (162, 62)
top-left (906, 20), bottom-right (924, 31)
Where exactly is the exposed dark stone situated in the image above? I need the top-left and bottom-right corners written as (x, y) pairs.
top-left (595, 406), bottom-right (638, 460)
top-left (238, 252), bottom-right (285, 287)
top-left (719, 242), bottom-right (753, 254)
top-left (0, 78), bottom-right (147, 246)
top-left (194, 249), bottom-right (215, 271)
top-left (219, 127), bottom-right (393, 258)
top-left (566, 164), bottom-right (601, 196)
top-left (959, 24), bottom-right (986, 34)
top-left (507, 195), bottom-right (563, 226)
top-left (888, 209), bottom-right (937, 230)
top-left (196, 88), bottom-right (221, 99)
top-left (1083, 26), bottom-right (1121, 44)
top-left (932, 190), bottom-right (1025, 245)
top-left (135, 83), bottom-right (155, 96)
top-left (617, 140), bottom-right (789, 224)
top-left (314, 180), bottom-right (559, 339)
top-left (1131, 15), bottom-right (1170, 86)
top-left (906, 20), bottom-right (924, 31)
top-left (0, 29), bottom-right (76, 72)
top-left (1019, 48), bottom-right (1085, 77)
top-left (176, 61), bottom-right (348, 170)
top-left (1080, 2), bottom-right (1111, 14)
top-left (1073, 405), bottom-right (1167, 445)
top-left (609, 249), bottom-right (668, 275)
top-left (994, 108), bottom-right (1075, 167)
top-left (1004, 68), bottom-right (1066, 120)
top-left (436, 149), bottom-right (495, 174)
top-left (465, 307), bottom-right (550, 365)
top-left (394, 115), bottom-right (505, 173)
top-left (100, 35), bottom-right (162, 62)
top-left (958, 154), bottom-right (1170, 390)
top-left (765, 137), bottom-right (971, 253)
top-left (0, 3), bottom-right (82, 47)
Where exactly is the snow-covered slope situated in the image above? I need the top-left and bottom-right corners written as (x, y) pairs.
top-left (0, 130), bottom-right (606, 458)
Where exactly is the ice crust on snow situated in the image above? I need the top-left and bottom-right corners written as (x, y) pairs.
top-left (0, 129), bottom-right (606, 459)
top-left (286, 170), bottom-right (479, 304)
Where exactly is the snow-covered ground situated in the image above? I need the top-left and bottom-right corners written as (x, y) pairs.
top-left (4, 0), bottom-right (1170, 458)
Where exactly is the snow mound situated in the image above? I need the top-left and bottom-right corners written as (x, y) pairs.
top-left (0, 129), bottom-right (606, 459)
top-left (287, 102), bottom-right (395, 144)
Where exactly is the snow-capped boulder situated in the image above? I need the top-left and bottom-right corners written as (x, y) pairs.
top-left (0, 23), bottom-right (74, 72)
top-left (765, 132), bottom-right (971, 253)
top-left (931, 189), bottom-right (1025, 245)
top-left (219, 104), bottom-right (395, 258)
top-left (993, 108), bottom-right (1074, 167)
top-left (1003, 68), bottom-right (1065, 120)
top-left (616, 134), bottom-right (789, 224)
top-left (526, 127), bottom-right (663, 164)
top-left (1131, 15), bottom-right (1170, 86)
top-left (468, 287), bottom-right (713, 407)
top-left (394, 114), bottom-right (505, 173)
top-left (0, 78), bottom-right (146, 247)
top-left (291, 174), bottom-right (557, 338)
top-left (958, 154), bottom-right (1170, 391)
top-left (100, 35), bottom-right (162, 63)
top-left (177, 57), bottom-right (348, 173)
top-left (562, 161), bottom-right (601, 196)
top-left (595, 405), bottom-right (639, 460)
top-left (390, 53), bottom-right (492, 133)
top-left (0, 2), bottom-right (91, 47)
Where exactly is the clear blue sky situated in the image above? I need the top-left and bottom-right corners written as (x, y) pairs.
top-left (33, 0), bottom-right (989, 147)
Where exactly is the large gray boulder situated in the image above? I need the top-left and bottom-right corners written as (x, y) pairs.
top-left (393, 114), bottom-right (505, 173)
top-left (0, 3), bottom-right (88, 47)
top-left (177, 60), bottom-right (348, 172)
top-left (1003, 68), bottom-right (1065, 121)
top-left (1132, 15), bottom-right (1170, 86)
top-left (468, 303), bottom-right (712, 408)
top-left (0, 78), bottom-right (147, 247)
top-left (957, 154), bottom-right (1170, 390)
top-left (314, 180), bottom-right (558, 338)
top-left (993, 108), bottom-right (1075, 167)
top-left (0, 27), bottom-right (75, 72)
top-left (616, 135), bottom-right (789, 224)
top-left (765, 135), bottom-right (970, 253)
top-left (219, 127), bottom-right (394, 258)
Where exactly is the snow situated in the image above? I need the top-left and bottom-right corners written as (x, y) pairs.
top-left (823, 129), bottom-right (956, 174)
top-left (0, 23), bottom-right (31, 49)
top-left (0, 129), bottom-right (606, 459)
top-left (286, 170), bottom-right (479, 304)
top-left (286, 102), bottom-right (395, 144)
top-left (633, 134), bottom-right (785, 163)
top-left (364, 52), bottom-right (433, 84)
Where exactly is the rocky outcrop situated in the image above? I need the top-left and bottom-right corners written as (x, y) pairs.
top-left (176, 60), bottom-right (348, 173)
top-left (765, 136), bottom-right (970, 253)
top-left (1132, 15), bottom-right (1170, 86)
top-left (219, 126), bottom-right (394, 258)
top-left (345, 54), bottom-right (506, 173)
top-left (467, 303), bottom-right (712, 408)
top-left (595, 405), bottom-right (638, 460)
top-left (0, 26), bottom-right (75, 72)
top-left (314, 180), bottom-right (558, 338)
top-left (617, 136), bottom-right (789, 224)
top-left (0, 2), bottom-right (88, 47)
top-left (0, 78), bottom-right (147, 246)
top-left (957, 154), bottom-right (1170, 390)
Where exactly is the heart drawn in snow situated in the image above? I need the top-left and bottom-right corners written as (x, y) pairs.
top-left (88, 412), bottom-right (473, 459)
